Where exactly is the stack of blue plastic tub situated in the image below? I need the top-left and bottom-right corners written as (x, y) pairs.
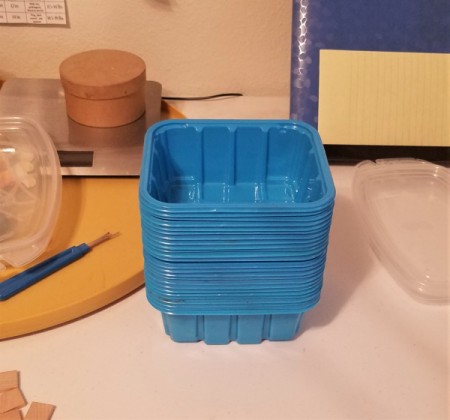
top-left (139, 120), bottom-right (335, 344)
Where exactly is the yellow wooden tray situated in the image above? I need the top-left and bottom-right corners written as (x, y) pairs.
top-left (0, 178), bottom-right (144, 340)
top-left (0, 102), bottom-right (184, 340)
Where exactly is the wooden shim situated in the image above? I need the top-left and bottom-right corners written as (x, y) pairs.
top-left (0, 409), bottom-right (23, 420)
top-left (0, 388), bottom-right (26, 414)
top-left (24, 403), bottom-right (55, 420)
top-left (0, 372), bottom-right (19, 393)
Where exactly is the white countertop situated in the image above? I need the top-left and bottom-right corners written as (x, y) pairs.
top-left (1, 97), bottom-right (449, 420)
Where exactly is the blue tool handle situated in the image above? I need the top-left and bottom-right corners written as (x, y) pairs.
top-left (0, 243), bottom-right (91, 301)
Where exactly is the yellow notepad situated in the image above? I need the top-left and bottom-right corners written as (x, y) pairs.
top-left (318, 50), bottom-right (449, 147)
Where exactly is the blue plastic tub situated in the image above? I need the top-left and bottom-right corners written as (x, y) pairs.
top-left (139, 120), bottom-right (335, 344)
top-left (139, 120), bottom-right (335, 214)
top-left (162, 313), bottom-right (304, 344)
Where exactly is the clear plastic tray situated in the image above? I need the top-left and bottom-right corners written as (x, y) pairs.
top-left (0, 117), bottom-right (61, 269)
top-left (353, 159), bottom-right (449, 304)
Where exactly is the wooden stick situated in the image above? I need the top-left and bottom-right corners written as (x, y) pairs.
top-left (0, 372), bottom-right (19, 392)
top-left (0, 409), bottom-right (22, 420)
top-left (0, 388), bottom-right (26, 414)
top-left (24, 403), bottom-right (55, 420)
top-left (0, 409), bottom-right (23, 420)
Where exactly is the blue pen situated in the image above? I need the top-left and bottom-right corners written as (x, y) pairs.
top-left (0, 232), bottom-right (118, 301)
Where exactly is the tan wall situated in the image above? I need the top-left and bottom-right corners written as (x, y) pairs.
top-left (0, 0), bottom-right (292, 97)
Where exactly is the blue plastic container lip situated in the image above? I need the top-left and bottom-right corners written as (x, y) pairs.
top-left (141, 225), bottom-right (331, 241)
top-left (140, 200), bottom-right (336, 217)
top-left (147, 259), bottom-right (326, 271)
top-left (147, 275), bottom-right (326, 286)
top-left (149, 274), bottom-right (323, 289)
top-left (139, 119), bottom-right (336, 214)
top-left (147, 282), bottom-right (323, 300)
top-left (149, 293), bottom-right (324, 304)
top-left (150, 298), bottom-right (319, 315)
top-left (140, 201), bottom-right (336, 216)
top-left (147, 284), bottom-right (323, 299)
top-left (147, 295), bottom-right (321, 316)
top-left (146, 277), bottom-right (326, 292)
top-left (145, 250), bottom-right (329, 263)
top-left (146, 263), bottom-right (326, 278)
top-left (149, 289), bottom-right (322, 301)
top-left (139, 206), bottom-right (336, 223)
top-left (145, 270), bottom-right (328, 284)
top-left (144, 249), bottom-right (326, 264)
top-left (146, 265), bottom-right (325, 282)
top-left (143, 232), bottom-right (332, 249)
top-left (144, 253), bottom-right (328, 263)
top-left (146, 232), bottom-right (331, 244)
top-left (150, 294), bottom-right (323, 306)
top-left (147, 276), bottom-right (323, 298)
top-left (148, 238), bottom-right (329, 252)
top-left (147, 267), bottom-right (327, 277)
top-left (149, 280), bottom-right (323, 296)
top-left (148, 298), bottom-right (322, 312)
top-left (144, 225), bottom-right (332, 237)
top-left (140, 211), bottom-right (334, 227)
top-left (147, 267), bottom-right (325, 281)
top-left (147, 276), bottom-right (325, 288)
top-left (147, 280), bottom-right (324, 296)
top-left (145, 253), bottom-right (328, 270)
top-left (147, 276), bottom-right (326, 289)
top-left (141, 200), bottom-right (335, 215)
top-left (144, 248), bottom-right (329, 262)
top-left (141, 219), bottom-right (334, 234)
top-left (139, 193), bottom-right (336, 215)
top-left (144, 240), bottom-right (330, 255)
top-left (145, 238), bottom-right (330, 248)
top-left (146, 267), bottom-right (325, 282)
top-left (140, 198), bottom-right (336, 216)
top-left (144, 225), bottom-right (333, 236)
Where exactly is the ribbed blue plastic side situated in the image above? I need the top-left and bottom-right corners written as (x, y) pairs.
top-left (161, 313), bottom-right (304, 344)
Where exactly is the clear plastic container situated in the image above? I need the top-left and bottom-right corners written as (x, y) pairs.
top-left (0, 117), bottom-right (61, 269)
top-left (353, 159), bottom-right (449, 304)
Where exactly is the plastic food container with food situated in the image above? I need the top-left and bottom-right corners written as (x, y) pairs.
top-left (353, 159), bottom-right (449, 304)
top-left (0, 117), bottom-right (61, 270)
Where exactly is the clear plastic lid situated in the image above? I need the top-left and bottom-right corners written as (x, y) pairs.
top-left (353, 159), bottom-right (449, 304)
top-left (0, 117), bottom-right (61, 269)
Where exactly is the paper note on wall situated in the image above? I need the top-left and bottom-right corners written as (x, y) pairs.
top-left (318, 50), bottom-right (449, 146)
top-left (0, 0), bottom-right (67, 25)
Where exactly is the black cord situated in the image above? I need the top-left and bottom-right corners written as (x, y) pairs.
top-left (161, 93), bottom-right (243, 101)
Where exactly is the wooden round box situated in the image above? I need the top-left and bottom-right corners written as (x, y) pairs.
top-left (60, 49), bottom-right (146, 128)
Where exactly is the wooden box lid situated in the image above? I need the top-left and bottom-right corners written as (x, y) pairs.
top-left (59, 49), bottom-right (146, 100)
